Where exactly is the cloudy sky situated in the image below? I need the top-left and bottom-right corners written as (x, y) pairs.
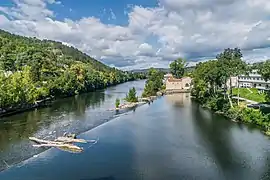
top-left (1, 0), bottom-right (270, 70)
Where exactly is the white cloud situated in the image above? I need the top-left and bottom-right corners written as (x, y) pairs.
top-left (135, 43), bottom-right (154, 56)
top-left (1, 0), bottom-right (270, 69)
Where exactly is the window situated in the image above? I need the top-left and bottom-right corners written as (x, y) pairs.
top-left (259, 84), bottom-right (261, 86)
top-left (257, 78), bottom-right (260, 80)
top-left (185, 83), bottom-right (189, 87)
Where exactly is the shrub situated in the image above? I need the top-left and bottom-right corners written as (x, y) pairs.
top-left (225, 107), bottom-right (242, 121)
top-left (115, 98), bottom-right (120, 108)
top-left (206, 95), bottom-right (230, 112)
top-left (241, 108), bottom-right (266, 125)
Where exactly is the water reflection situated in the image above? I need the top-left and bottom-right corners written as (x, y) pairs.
top-left (0, 80), bottom-right (145, 171)
top-left (0, 91), bottom-right (105, 151)
top-left (191, 103), bottom-right (254, 179)
top-left (165, 93), bottom-right (191, 107)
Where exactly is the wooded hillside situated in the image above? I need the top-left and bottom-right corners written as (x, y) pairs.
top-left (0, 29), bottom-right (142, 111)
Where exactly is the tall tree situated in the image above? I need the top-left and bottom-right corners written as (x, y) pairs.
top-left (169, 58), bottom-right (186, 78)
top-left (216, 48), bottom-right (247, 99)
top-left (258, 60), bottom-right (270, 81)
top-left (258, 60), bottom-right (270, 101)
top-left (142, 68), bottom-right (164, 97)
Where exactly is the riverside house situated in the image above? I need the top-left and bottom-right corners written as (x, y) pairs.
top-left (164, 73), bottom-right (192, 93)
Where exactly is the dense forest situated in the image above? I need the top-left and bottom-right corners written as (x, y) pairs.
top-left (0, 29), bottom-right (145, 113)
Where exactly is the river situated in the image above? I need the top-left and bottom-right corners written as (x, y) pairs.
top-left (1, 80), bottom-right (270, 180)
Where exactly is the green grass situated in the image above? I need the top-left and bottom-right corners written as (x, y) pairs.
top-left (231, 88), bottom-right (266, 102)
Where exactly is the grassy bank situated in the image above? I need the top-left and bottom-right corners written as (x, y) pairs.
top-left (231, 88), bottom-right (266, 102)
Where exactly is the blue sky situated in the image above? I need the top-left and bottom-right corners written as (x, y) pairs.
top-left (50, 0), bottom-right (158, 24)
top-left (1, 0), bottom-right (270, 69)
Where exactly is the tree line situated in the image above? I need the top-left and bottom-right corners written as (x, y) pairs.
top-left (190, 48), bottom-right (270, 132)
top-left (0, 29), bottom-right (145, 111)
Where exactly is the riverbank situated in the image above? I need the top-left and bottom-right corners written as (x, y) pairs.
top-left (191, 95), bottom-right (270, 135)
top-left (0, 80), bottom-right (143, 118)
top-left (0, 98), bottom-right (53, 118)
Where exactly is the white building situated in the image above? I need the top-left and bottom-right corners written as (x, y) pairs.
top-left (228, 70), bottom-right (270, 92)
top-left (238, 70), bottom-right (270, 91)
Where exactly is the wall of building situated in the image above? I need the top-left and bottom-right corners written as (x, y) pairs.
top-left (166, 81), bottom-right (182, 90)
top-left (238, 70), bottom-right (270, 91)
top-left (181, 77), bottom-right (192, 90)
top-left (226, 70), bottom-right (270, 91)
top-left (165, 76), bottom-right (192, 90)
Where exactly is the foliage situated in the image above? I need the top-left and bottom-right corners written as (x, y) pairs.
top-left (125, 87), bottom-right (138, 102)
top-left (216, 48), bottom-right (247, 96)
top-left (258, 60), bottom-right (270, 81)
top-left (115, 98), bottom-right (120, 108)
top-left (257, 60), bottom-right (270, 102)
top-left (192, 47), bottom-right (270, 131)
top-left (0, 29), bottom-right (141, 110)
top-left (169, 58), bottom-right (186, 78)
top-left (206, 95), bottom-right (230, 112)
top-left (142, 68), bottom-right (164, 97)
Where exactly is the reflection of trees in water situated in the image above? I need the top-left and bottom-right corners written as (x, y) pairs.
top-left (51, 91), bottom-right (105, 116)
top-left (259, 151), bottom-right (270, 179)
top-left (190, 103), bottom-right (244, 177)
top-left (0, 110), bottom-right (42, 152)
top-left (165, 93), bottom-right (191, 107)
top-left (0, 91), bottom-right (105, 152)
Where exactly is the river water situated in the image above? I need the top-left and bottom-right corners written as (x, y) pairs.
top-left (1, 80), bottom-right (270, 180)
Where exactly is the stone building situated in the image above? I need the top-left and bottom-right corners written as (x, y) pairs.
top-left (164, 74), bottom-right (192, 93)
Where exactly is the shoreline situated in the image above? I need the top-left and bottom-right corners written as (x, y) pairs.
top-left (0, 98), bottom-right (53, 118)
top-left (0, 94), bottom-right (152, 173)
top-left (190, 96), bottom-right (270, 136)
top-left (0, 80), bottom-right (145, 118)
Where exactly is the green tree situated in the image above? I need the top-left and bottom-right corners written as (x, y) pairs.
top-left (216, 48), bottom-right (247, 98)
top-left (258, 60), bottom-right (270, 101)
top-left (169, 58), bottom-right (186, 78)
top-left (142, 68), bottom-right (164, 97)
top-left (115, 98), bottom-right (120, 108)
top-left (125, 87), bottom-right (138, 102)
top-left (258, 60), bottom-right (270, 81)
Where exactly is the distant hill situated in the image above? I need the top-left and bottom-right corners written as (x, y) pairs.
top-left (130, 66), bottom-right (195, 74)
top-left (130, 68), bottom-right (170, 73)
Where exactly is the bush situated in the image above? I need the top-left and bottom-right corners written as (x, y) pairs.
top-left (206, 95), bottom-right (230, 112)
top-left (241, 108), bottom-right (267, 125)
top-left (115, 98), bottom-right (120, 108)
top-left (225, 107), bottom-right (242, 121)
top-left (225, 107), bottom-right (268, 127)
